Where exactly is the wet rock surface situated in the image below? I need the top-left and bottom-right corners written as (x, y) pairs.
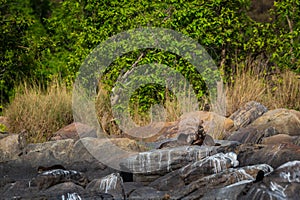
top-left (1, 103), bottom-right (300, 199)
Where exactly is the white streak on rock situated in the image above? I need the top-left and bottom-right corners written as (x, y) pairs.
top-left (269, 181), bottom-right (287, 199)
top-left (225, 179), bottom-right (253, 188)
top-left (61, 193), bottom-right (82, 200)
top-left (42, 169), bottom-right (79, 176)
top-left (167, 149), bottom-right (172, 171)
top-left (158, 151), bottom-right (162, 170)
top-left (100, 173), bottom-right (119, 193)
top-left (277, 161), bottom-right (300, 169)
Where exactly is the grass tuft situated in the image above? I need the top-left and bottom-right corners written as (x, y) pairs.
top-left (226, 62), bottom-right (300, 116)
top-left (4, 81), bottom-right (73, 143)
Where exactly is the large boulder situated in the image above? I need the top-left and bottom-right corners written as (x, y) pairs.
top-left (227, 109), bottom-right (300, 144)
top-left (128, 186), bottom-right (169, 200)
top-left (229, 101), bottom-right (268, 129)
top-left (32, 169), bottom-right (88, 190)
top-left (170, 164), bottom-right (273, 199)
top-left (261, 134), bottom-right (299, 145)
top-left (120, 145), bottom-right (218, 174)
top-left (238, 161), bottom-right (300, 200)
top-left (41, 182), bottom-right (85, 197)
top-left (0, 134), bottom-right (21, 162)
top-left (50, 122), bottom-right (97, 141)
top-left (202, 160), bottom-right (300, 200)
top-left (227, 127), bottom-right (277, 144)
top-left (237, 143), bottom-right (300, 169)
top-left (22, 139), bottom-right (75, 168)
top-left (70, 137), bottom-right (143, 180)
top-left (86, 173), bottom-right (125, 199)
top-left (0, 181), bottom-right (114, 200)
top-left (0, 179), bottom-right (39, 200)
top-left (128, 111), bottom-right (234, 144)
top-left (250, 109), bottom-right (300, 136)
top-left (127, 121), bottom-right (179, 142)
top-left (120, 145), bottom-right (219, 184)
top-left (149, 152), bottom-right (239, 191)
top-left (178, 111), bottom-right (234, 139)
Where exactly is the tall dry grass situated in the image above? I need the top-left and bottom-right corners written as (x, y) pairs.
top-left (226, 62), bottom-right (300, 116)
top-left (4, 81), bottom-right (73, 143)
top-left (5, 60), bottom-right (299, 141)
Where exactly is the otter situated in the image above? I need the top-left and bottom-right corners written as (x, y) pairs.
top-left (253, 170), bottom-right (264, 183)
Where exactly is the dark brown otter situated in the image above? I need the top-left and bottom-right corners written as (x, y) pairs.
top-left (253, 170), bottom-right (264, 183)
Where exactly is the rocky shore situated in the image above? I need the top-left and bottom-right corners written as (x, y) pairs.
top-left (1, 101), bottom-right (300, 199)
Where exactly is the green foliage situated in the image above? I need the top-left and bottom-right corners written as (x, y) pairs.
top-left (0, 123), bottom-right (7, 132)
top-left (270, 0), bottom-right (300, 71)
top-left (1, 0), bottom-right (300, 119)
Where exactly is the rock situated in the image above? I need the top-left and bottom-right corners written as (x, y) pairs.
top-left (158, 130), bottom-right (216, 149)
top-left (42, 182), bottom-right (85, 196)
top-left (0, 134), bottom-right (20, 162)
top-left (250, 109), bottom-right (300, 136)
top-left (201, 180), bottom-right (250, 200)
top-left (241, 182), bottom-right (300, 200)
top-left (178, 111), bottom-right (234, 139)
top-left (213, 140), bottom-right (241, 153)
top-left (202, 134), bottom-right (216, 146)
top-left (0, 138), bottom-right (115, 185)
top-left (120, 145), bottom-right (218, 174)
top-left (22, 139), bottom-right (75, 167)
top-left (237, 143), bottom-right (300, 169)
top-left (56, 191), bottom-right (114, 200)
top-left (227, 109), bottom-right (300, 144)
top-left (51, 122), bottom-right (97, 141)
top-left (86, 173), bottom-right (125, 200)
top-left (170, 164), bottom-right (273, 199)
top-left (127, 121), bottom-right (179, 142)
top-left (74, 137), bottom-right (143, 174)
top-left (128, 186), bottom-right (169, 200)
top-left (125, 111), bottom-right (233, 143)
top-left (0, 159), bottom-right (37, 182)
top-left (60, 192), bottom-right (114, 200)
top-left (0, 180), bottom-right (39, 199)
top-left (266, 160), bottom-right (300, 183)
top-left (157, 138), bottom-right (179, 149)
top-left (1, 181), bottom-right (114, 200)
top-left (123, 182), bottom-right (144, 197)
top-left (32, 169), bottom-right (88, 190)
top-left (238, 161), bottom-right (300, 200)
top-left (69, 138), bottom-right (116, 181)
top-left (77, 137), bottom-right (142, 156)
top-left (149, 152), bottom-right (239, 191)
top-left (229, 101), bottom-right (268, 129)
top-left (157, 116), bottom-right (227, 149)
top-left (120, 145), bottom-right (219, 184)
top-left (261, 134), bottom-right (297, 145)
top-left (227, 127), bottom-right (278, 144)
